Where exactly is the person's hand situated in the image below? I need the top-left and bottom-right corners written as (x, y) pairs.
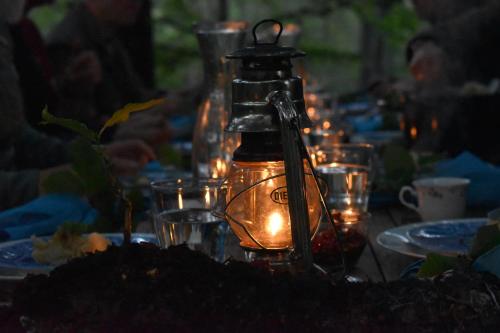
top-left (409, 41), bottom-right (447, 83)
top-left (103, 140), bottom-right (156, 176)
top-left (113, 110), bottom-right (172, 146)
top-left (65, 50), bottom-right (102, 86)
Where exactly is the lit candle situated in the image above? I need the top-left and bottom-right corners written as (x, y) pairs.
top-left (399, 118), bottom-right (406, 131)
top-left (431, 117), bottom-right (438, 132)
top-left (341, 208), bottom-right (360, 224)
top-left (210, 158), bottom-right (228, 179)
top-left (203, 186), bottom-right (211, 208)
top-left (410, 126), bottom-right (418, 140)
top-left (177, 190), bottom-right (184, 210)
top-left (307, 106), bottom-right (317, 120)
top-left (322, 120), bottom-right (331, 130)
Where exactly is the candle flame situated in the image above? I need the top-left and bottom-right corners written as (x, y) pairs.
top-left (267, 212), bottom-right (284, 237)
top-left (410, 126), bottom-right (418, 140)
top-left (204, 186), bottom-right (211, 208)
top-left (307, 107), bottom-right (317, 119)
top-left (431, 117), bottom-right (438, 132)
top-left (341, 208), bottom-right (360, 225)
top-left (211, 158), bottom-right (228, 179)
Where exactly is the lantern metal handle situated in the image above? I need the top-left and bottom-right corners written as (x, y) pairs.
top-left (252, 19), bottom-right (283, 45)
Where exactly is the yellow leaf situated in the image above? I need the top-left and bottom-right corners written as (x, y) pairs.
top-left (99, 98), bottom-right (165, 137)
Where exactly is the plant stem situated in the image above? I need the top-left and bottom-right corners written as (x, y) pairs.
top-left (123, 198), bottom-right (132, 245)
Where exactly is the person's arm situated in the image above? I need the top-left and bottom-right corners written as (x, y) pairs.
top-left (0, 22), bottom-right (69, 170)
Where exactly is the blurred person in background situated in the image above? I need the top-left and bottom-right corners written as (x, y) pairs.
top-left (0, 0), bottom-right (156, 210)
top-left (403, 0), bottom-right (500, 163)
top-left (408, 0), bottom-right (500, 86)
top-left (47, 0), bottom-right (178, 145)
top-left (8, 0), bottom-right (171, 146)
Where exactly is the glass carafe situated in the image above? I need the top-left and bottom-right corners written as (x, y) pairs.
top-left (191, 22), bottom-right (248, 178)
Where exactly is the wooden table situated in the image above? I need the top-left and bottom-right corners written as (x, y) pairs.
top-left (357, 206), bottom-right (419, 282)
top-left (358, 206), bottom-right (489, 282)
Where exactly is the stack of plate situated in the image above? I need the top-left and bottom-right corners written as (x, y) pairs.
top-left (377, 218), bottom-right (487, 258)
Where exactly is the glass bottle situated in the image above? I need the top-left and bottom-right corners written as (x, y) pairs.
top-left (191, 22), bottom-right (248, 179)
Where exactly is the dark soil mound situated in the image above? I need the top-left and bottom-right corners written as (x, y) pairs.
top-left (3, 244), bottom-right (500, 332)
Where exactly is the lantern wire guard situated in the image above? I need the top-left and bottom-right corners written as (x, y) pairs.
top-left (214, 19), bottom-right (346, 275)
top-left (268, 90), bottom-right (347, 274)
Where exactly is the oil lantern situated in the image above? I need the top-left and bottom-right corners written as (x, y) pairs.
top-left (215, 20), bottom-right (330, 272)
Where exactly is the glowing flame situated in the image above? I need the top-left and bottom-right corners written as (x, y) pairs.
top-left (399, 118), bottom-right (406, 131)
top-left (341, 208), bottom-right (360, 225)
top-left (267, 212), bottom-right (284, 237)
top-left (211, 158), bottom-right (228, 179)
top-left (322, 120), bottom-right (331, 130)
top-left (177, 190), bottom-right (184, 210)
top-left (410, 126), bottom-right (418, 140)
top-left (204, 186), bottom-right (211, 207)
top-left (431, 117), bottom-right (438, 132)
top-left (307, 107), bottom-right (317, 118)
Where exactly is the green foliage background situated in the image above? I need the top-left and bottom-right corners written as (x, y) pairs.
top-left (30, 0), bottom-right (421, 95)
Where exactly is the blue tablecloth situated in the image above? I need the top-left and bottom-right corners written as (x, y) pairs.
top-left (0, 194), bottom-right (97, 241)
top-left (433, 152), bottom-right (500, 207)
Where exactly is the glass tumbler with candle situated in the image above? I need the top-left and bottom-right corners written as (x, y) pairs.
top-left (151, 178), bottom-right (229, 262)
top-left (312, 212), bottom-right (370, 270)
top-left (310, 143), bottom-right (374, 215)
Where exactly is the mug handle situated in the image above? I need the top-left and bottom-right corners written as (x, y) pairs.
top-left (399, 186), bottom-right (418, 211)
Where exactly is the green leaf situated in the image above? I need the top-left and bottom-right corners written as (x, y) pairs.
top-left (41, 108), bottom-right (98, 143)
top-left (417, 253), bottom-right (459, 278)
top-left (99, 98), bottom-right (165, 138)
top-left (41, 170), bottom-right (86, 196)
top-left (469, 224), bottom-right (500, 259)
top-left (69, 138), bottom-right (111, 196)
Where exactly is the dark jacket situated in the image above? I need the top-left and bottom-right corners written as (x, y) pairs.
top-left (0, 22), bottom-right (68, 210)
top-left (47, 3), bottom-right (153, 131)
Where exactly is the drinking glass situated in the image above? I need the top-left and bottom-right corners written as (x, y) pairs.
top-left (309, 143), bottom-right (374, 213)
top-left (150, 178), bottom-right (229, 262)
top-left (312, 213), bottom-right (370, 270)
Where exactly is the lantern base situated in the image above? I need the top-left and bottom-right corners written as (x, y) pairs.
top-left (243, 248), bottom-right (293, 272)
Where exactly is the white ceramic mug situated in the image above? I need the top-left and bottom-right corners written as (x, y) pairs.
top-left (399, 177), bottom-right (470, 221)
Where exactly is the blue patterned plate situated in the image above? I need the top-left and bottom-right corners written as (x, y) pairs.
top-left (0, 233), bottom-right (158, 279)
top-left (406, 219), bottom-right (487, 254)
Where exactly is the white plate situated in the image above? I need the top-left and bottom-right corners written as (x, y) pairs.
top-left (376, 218), bottom-right (486, 258)
top-left (0, 233), bottom-right (158, 280)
